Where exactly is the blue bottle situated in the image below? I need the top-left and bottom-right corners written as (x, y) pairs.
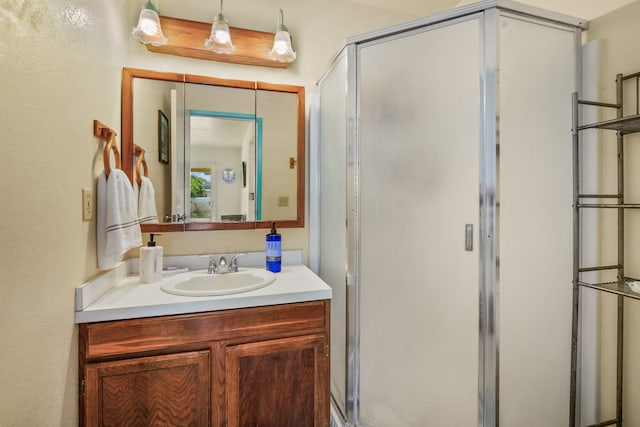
top-left (266, 222), bottom-right (281, 272)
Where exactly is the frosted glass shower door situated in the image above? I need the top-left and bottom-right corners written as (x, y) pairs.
top-left (358, 17), bottom-right (481, 426)
top-left (317, 52), bottom-right (349, 414)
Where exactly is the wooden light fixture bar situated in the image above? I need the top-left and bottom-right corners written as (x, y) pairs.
top-left (145, 16), bottom-right (289, 69)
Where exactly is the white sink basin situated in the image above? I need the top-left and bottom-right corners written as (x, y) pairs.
top-left (161, 268), bottom-right (277, 297)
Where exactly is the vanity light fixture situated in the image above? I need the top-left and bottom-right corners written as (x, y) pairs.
top-left (132, 0), bottom-right (168, 46)
top-left (204, 0), bottom-right (236, 54)
top-left (139, 9), bottom-right (293, 68)
top-left (269, 9), bottom-right (296, 63)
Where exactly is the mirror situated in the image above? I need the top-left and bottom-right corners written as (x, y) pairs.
top-left (121, 68), bottom-right (305, 232)
top-left (188, 114), bottom-right (255, 223)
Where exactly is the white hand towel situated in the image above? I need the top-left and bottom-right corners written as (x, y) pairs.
top-left (136, 176), bottom-right (159, 224)
top-left (97, 169), bottom-right (142, 270)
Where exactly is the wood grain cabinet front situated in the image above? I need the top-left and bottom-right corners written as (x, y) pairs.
top-left (78, 300), bottom-right (330, 427)
top-left (226, 334), bottom-right (329, 427)
top-left (84, 351), bottom-right (210, 427)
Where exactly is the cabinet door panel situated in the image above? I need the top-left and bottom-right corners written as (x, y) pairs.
top-left (226, 335), bottom-right (328, 427)
top-left (84, 351), bottom-right (210, 427)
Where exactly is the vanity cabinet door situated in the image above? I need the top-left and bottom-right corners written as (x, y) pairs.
top-left (84, 350), bottom-right (210, 427)
top-left (226, 334), bottom-right (329, 427)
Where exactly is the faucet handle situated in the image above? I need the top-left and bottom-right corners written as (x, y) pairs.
top-left (200, 255), bottom-right (218, 274)
top-left (229, 253), bottom-right (247, 272)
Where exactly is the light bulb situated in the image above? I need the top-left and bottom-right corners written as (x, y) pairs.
top-left (215, 29), bottom-right (231, 44)
top-left (274, 33), bottom-right (290, 54)
top-left (140, 17), bottom-right (159, 35)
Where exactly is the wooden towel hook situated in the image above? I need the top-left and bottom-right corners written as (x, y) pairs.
top-left (103, 133), bottom-right (121, 178)
top-left (94, 119), bottom-right (121, 177)
top-left (135, 148), bottom-right (148, 186)
top-left (93, 119), bottom-right (116, 141)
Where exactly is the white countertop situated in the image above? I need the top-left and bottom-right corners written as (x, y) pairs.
top-left (75, 254), bottom-right (332, 324)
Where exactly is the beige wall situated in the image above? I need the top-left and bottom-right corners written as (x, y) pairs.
top-left (0, 1), bottom-right (411, 426)
top-left (0, 2), bottom-right (127, 425)
top-left (258, 90), bottom-right (298, 220)
top-left (584, 2), bottom-right (640, 425)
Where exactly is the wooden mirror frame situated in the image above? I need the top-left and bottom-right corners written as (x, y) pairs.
top-left (121, 67), bottom-right (305, 232)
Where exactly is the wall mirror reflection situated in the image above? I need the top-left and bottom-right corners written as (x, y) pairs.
top-left (121, 68), bottom-right (305, 232)
top-left (188, 113), bottom-right (257, 223)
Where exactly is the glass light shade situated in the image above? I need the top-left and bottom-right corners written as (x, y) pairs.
top-left (204, 14), bottom-right (236, 54)
top-left (269, 10), bottom-right (296, 63)
top-left (269, 30), bottom-right (296, 63)
top-left (132, 5), bottom-right (167, 46)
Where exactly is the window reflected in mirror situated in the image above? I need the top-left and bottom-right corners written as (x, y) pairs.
top-left (190, 168), bottom-right (213, 222)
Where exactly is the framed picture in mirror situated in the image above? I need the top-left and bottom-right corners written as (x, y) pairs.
top-left (158, 110), bottom-right (169, 164)
top-left (242, 161), bottom-right (247, 188)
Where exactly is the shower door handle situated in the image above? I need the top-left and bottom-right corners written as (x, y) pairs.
top-left (465, 224), bottom-right (473, 251)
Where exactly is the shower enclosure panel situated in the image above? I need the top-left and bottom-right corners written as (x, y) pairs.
top-left (357, 16), bottom-right (482, 426)
top-left (315, 48), bottom-right (352, 415)
top-left (313, 2), bottom-right (583, 426)
top-left (498, 15), bottom-right (577, 426)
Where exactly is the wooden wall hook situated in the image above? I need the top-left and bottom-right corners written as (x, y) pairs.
top-left (94, 120), bottom-right (116, 141)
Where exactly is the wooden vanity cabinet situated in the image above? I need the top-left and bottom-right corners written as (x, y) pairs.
top-left (78, 300), bottom-right (330, 427)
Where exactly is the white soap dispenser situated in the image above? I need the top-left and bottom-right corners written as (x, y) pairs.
top-left (140, 233), bottom-right (163, 283)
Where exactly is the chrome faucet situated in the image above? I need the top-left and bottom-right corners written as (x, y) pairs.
top-left (228, 253), bottom-right (247, 272)
top-left (201, 255), bottom-right (218, 274)
top-left (201, 253), bottom-right (247, 274)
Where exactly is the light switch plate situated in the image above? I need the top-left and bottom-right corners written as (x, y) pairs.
top-left (82, 188), bottom-right (93, 221)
